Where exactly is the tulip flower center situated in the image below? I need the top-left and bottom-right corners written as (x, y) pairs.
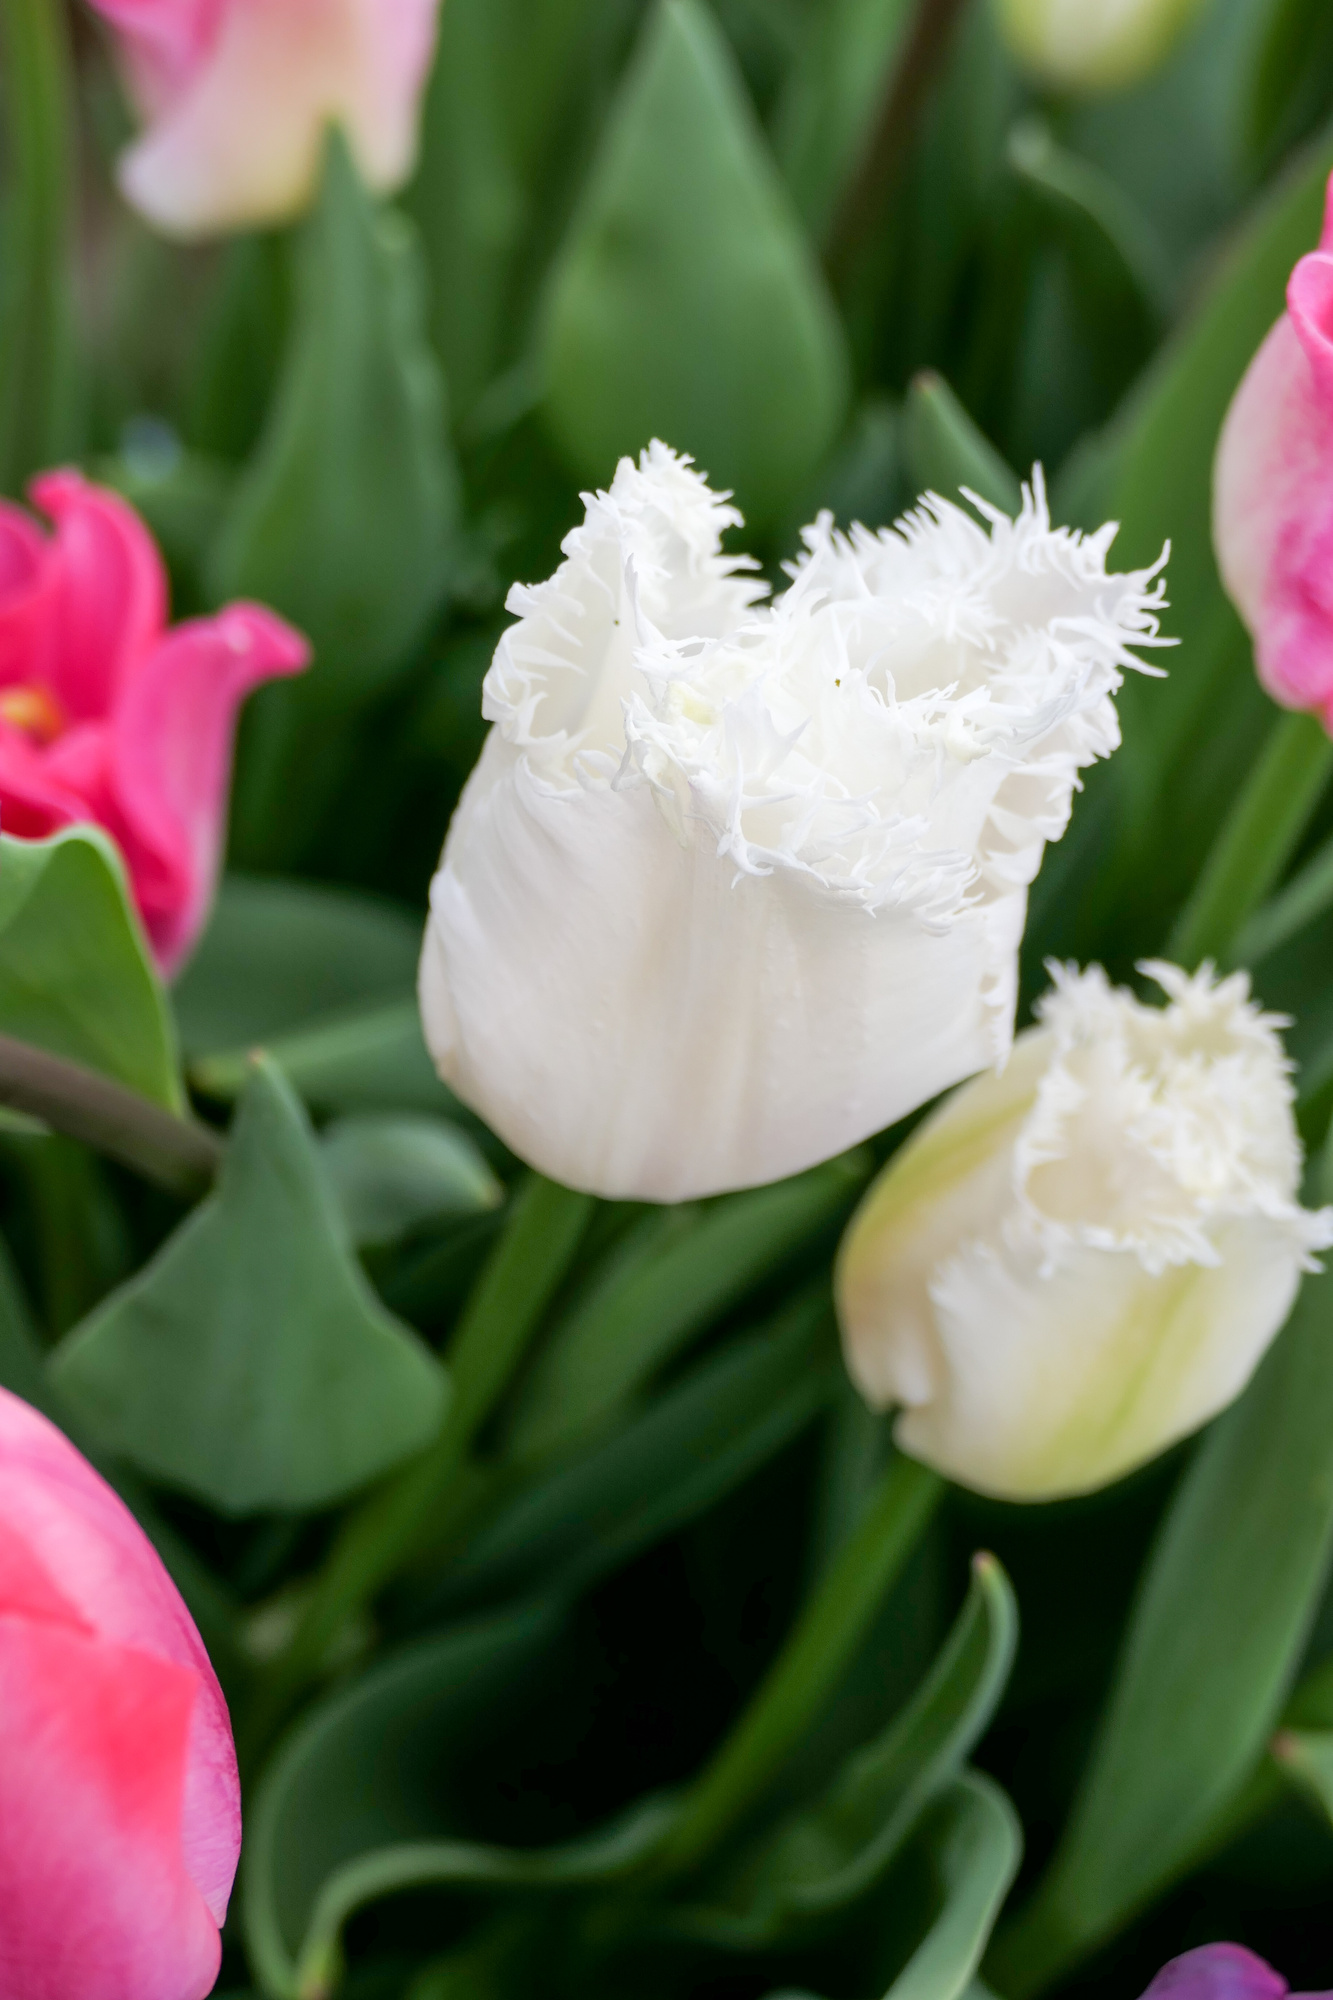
top-left (0, 684), bottom-right (65, 746)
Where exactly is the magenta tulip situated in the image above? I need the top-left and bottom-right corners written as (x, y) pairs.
top-left (0, 1386), bottom-right (239, 2000)
top-left (1139, 1946), bottom-right (1333, 2000)
top-left (1214, 173), bottom-right (1333, 729)
top-left (88, 0), bottom-right (444, 238)
top-left (0, 469), bottom-right (308, 976)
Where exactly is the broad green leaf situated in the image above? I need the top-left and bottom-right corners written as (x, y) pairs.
top-left (772, 0), bottom-right (915, 236)
top-left (1232, 826), bottom-right (1333, 970)
top-left (173, 875), bottom-right (423, 1059)
top-left (50, 1057), bottom-right (448, 1515)
top-left (190, 1000), bottom-right (458, 1120)
top-left (244, 1600), bottom-right (567, 2000)
top-left (320, 1115), bottom-right (503, 1251)
top-left (419, 1288), bottom-right (838, 1619)
top-left (540, 0), bottom-right (850, 527)
top-left (0, 829), bottom-right (181, 1111)
top-left (671, 1553), bottom-right (1017, 1947)
top-left (900, 374), bottom-right (1021, 516)
top-left (404, 0), bottom-right (614, 418)
top-left (989, 1256), bottom-right (1333, 1995)
top-left (774, 1775), bottom-right (1022, 2000)
top-left (210, 134), bottom-right (458, 712)
top-left (506, 1150), bottom-right (869, 1460)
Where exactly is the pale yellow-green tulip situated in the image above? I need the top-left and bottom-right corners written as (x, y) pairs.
top-left (837, 962), bottom-right (1333, 1500)
top-left (993, 0), bottom-right (1207, 94)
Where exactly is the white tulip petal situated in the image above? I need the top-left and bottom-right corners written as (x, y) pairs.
top-left (421, 444), bottom-right (1169, 1201)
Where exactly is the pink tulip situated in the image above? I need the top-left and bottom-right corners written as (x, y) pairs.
top-left (0, 1386), bottom-right (239, 2000)
top-left (88, 0), bottom-right (444, 238)
top-left (0, 469), bottom-right (308, 976)
top-left (1139, 1945), bottom-right (1332, 2000)
top-left (1214, 171), bottom-right (1333, 730)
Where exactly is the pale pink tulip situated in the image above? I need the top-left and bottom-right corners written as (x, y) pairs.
top-left (0, 1386), bottom-right (239, 2000)
top-left (0, 469), bottom-right (308, 976)
top-left (1214, 172), bottom-right (1333, 729)
top-left (88, 0), bottom-right (444, 238)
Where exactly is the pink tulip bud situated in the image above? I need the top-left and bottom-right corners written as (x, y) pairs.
top-left (87, 0), bottom-right (444, 238)
top-left (0, 469), bottom-right (309, 977)
top-left (1138, 1944), bottom-right (1332, 2000)
top-left (1214, 173), bottom-right (1333, 730)
top-left (0, 1387), bottom-right (239, 2000)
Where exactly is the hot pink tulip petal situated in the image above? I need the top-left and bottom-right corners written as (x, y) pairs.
top-left (0, 1388), bottom-right (241, 1931)
top-left (0, 1617), bottom-right (221, 2000)
top-left (0, 471), bottom-right (308, 974)
top-left (108, 602), bottom-right (309, 975)
top-left (86, 0), bottom-right (443, 238)
top-left (0, 503), bottom-right (56, 688)
top-left (29, 469), bottom-right (167, 725)
top-left (1214, 170), bottom-right (1333, 734)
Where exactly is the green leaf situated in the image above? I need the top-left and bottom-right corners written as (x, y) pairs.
top-left (772, 0), bottom-right (915, 236)
top-left (505, 1151), bottom-right (869, 1461)
top-left (1244, 0), bottom-right (1333, 172)
top-left (190, 1000), bottom-right (458, 1120)
top-left (210, 133), bottom-right (459, 713)
top-left (0, 0), bottom-right (78, 493)
top-left (420, 1287), bottom-right (838, 1618)
top-left (0, 829), bottom-right (182, 1111)
top-left (404, 0), bottom-right (615, 418)
top-left (50, 1057), bottom-right (448, 1515)
top-left (243, 1600), bottom-right (567, 2000)
top-left (0, 1227), bottom-right (55, 1411)
top-left (173, 875), bottom-right (423, 1060)
top-left (539, 0), bottom-right (850, 528)
top-left (1052, 130), bottom-right (1333, 935)
top-left (988, 1257), bottom-right (1333, 1996)
top-left (877, 1777), bottom-right (1022, 2000)
top-left (320, 1115), bottom-right (503, 1251)
top-left (899, 374), bottom-right (1021, 517)
top-left (772, 1775), bottom-right (1022, 2000)
top-left (1006, 119), bottom-right (1163, 405)
top-left (672, 1553), bottom-right (1017, 1947)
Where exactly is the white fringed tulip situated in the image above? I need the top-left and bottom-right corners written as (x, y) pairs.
top-left (420, 443), bottom-right (1168, 1201)
top-left (837, 962), bottom-right (1333, 1501)
top-left (993, 0), bottom-right (1206, 93)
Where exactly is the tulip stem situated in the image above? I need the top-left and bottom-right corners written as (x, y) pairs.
top-left (239, 1176), bottom-right (593, 1761)
top-left (645, 1452), bottom-right (944, 1883)
top-left (827, 0), bottom-right (971, 275)
top-left (0, 1033), bottom-right (222, 1197)
top-left (0, 0), bottom-right (77, 492)
top-left (1167, 709), bottom-right (1333, 971)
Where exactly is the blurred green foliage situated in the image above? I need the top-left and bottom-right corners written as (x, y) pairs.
top-left (4, 2), bottom-right (1333, 1998)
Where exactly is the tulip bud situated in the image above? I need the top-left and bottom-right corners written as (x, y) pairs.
top-left (420, 441), bottom-right (1169, 1202)
top-left (87, 0), bottom-right (443, 238)
top-left (993, 0), bottom-right (1207, 93)
top-left (1138, 1944), bottom-right (1333, 2000)
top-left (1214, 173), bottom-right (1333, 731)
top-left (836, 962), bottom-right (1333, 1501)
top-left (0, 1387), bottom-right (239, 2000)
